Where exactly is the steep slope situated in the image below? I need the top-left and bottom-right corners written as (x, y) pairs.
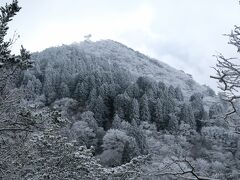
top-left (33, 40), bottom-right (212, 99)
top-left (75, 40), bottom-right (208, 95)
top-left (18, 40), bottom-right (238, 180)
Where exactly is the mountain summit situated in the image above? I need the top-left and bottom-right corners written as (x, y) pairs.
top-left (32, 40), bottom-right (213, 98)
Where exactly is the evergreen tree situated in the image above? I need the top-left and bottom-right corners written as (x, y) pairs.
top-left (114, 93), bottom-right (131, 121)
top-left (137, 76), bottom-right (154, 93)
top-left (121, 122), bottom-right (148, 155)
top-left (161, 95), bottom-right (175, 128)
top-left (87, 87), bottom-right (98, 110)
top-left (59, 82), bottom-right (70, 98)
top-left (167, 113), bottom-right (179, 132)
top-left (140, 94), bottom-right (151, 122)
top-left (168, 85), bottom-right (176, 99)
top-left (130, 98), bottom-right (140, 125)
top-left (209, 103), bottom-right (223, 119)
top-left (175, 86), bottom-right (184, 101)
top-left (153, 98), bottom-right (164, 130)
top-left (92, 95), bottom-right (108, 128)
top-left (115, 106), bottom-right (125, 120)
top-left (0, 0), bottom-right (31, 70)
top-left (126, 83), bottom-right (140, 98)
top-left (80, 111), bottom-right (99, 131)
top-left (0, 5), bottom-right (32, 167)
top-left (112, 113), bottom-right (122, 129)
top-left (158, 81), bottom-right (167, 92)
top-left (25, 80), bottom-right (35, 100)
top-left (179, 103), bottom-right (196, 129)
top-left (43, 66), bottom-right (58, 104)
top-left (190, 93), bottom-right (205, 132)
top-left (74, 81), bottom-right (89, 104)
top-left (33, 76), bottom-right (42, 95)
top-left (121, 141), bottom-right (132, 164)
top-left (99, 82), bottom-right (110, 100)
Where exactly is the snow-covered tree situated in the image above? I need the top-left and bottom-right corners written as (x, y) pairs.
top-left (175, 86), bottom-right (184, 101)
top-left (80, 111), bottom-right (98, 131)
top-left (158, 81), bottom-right (167, 92)
top-left (20, 128), bottom-right (106, 179)
top-left (87, 87), bottom-right (98, 109)
top-left (112, 113), bottom-right (122, 129)
top-left (130, 98), bottom-right (140, 125)
top-left (190, 93), bottom-right (205, 132)
top-left (126, 83), bottom-right (140, 98)
top-left (169, 115), bottom-right (179, 133)
top-left (168, 85), bottom-right (176, 99)
top-left (153, 98), bottom-right (164, 130)
top-left (137, 76), bottom-right (154, 92)
top-left (74, 81), bottom-right (89, 104)
top-left (100, 129), bottom-right (139, 167)
top-left (140, 93), bottom-right (151, 122)
top-left (59, 82), bottom-right (70, 98)
top-left (209, 103), bottom-right (223, 119)
top-left (121, 122), bottom-right (148, 155)
top-left (71, 120), bottom-right (97, 147)
top-left (43, 65), bottom-right (58, 104)
top-left (0, 2), bottom-right (33, 177)
top-left (211, 25), bottom-right (240, 118)
top-left (179, 103), bottom-right (196, 129)
top-left (114, 93), bottom-right (131, 121)
top-left (92, 95), bottom-right (108, 128)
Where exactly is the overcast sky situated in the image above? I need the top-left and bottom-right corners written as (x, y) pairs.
top-left (3, 0), bottom-right (240, 91)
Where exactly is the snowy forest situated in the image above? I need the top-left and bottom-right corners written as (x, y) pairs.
top-left (2, 1), bottom-right (240, 180)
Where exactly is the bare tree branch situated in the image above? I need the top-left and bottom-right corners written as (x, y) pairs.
top-left (141, 157), bottom-right (218, 180)
top-left (211, 27), bottom-right (240, 120)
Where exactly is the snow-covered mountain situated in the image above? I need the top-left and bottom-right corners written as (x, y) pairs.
top-left (19, 40), bottom-right (236, 180)
top-left (33, 39), bottom-right (213, 99)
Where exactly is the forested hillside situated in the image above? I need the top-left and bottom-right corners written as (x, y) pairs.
top-left (2, 1), bottom-right (240, 179)
top-left (6, 40), bottom-right (237, 179)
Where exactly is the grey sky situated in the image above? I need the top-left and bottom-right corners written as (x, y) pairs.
top-left (3, 0), bottom-right (240, 91)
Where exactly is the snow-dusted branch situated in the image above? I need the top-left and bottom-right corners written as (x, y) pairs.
top-left (211, 26), bottom-right (240, 119)
top-left (141, 157), bottom-right (217, 180)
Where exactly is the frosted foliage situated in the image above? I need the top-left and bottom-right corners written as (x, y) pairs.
top-left (22, 131), bottom-right (147, 179)
top-left (130, 98), bottom-right (140, 125)
top-left (1, 5), bottom-right (237, 178)
top-left (71, 121), bottom-right (97, 147)
top-left (112, 114), bottom-right (122, 129)
top-left (140, 94), bottom-right (151, 122)
top-left (101, 129), bottom-right (139, 167)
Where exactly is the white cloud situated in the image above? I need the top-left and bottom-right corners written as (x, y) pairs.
top-left (16, 1), bottom-right (155, 53)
